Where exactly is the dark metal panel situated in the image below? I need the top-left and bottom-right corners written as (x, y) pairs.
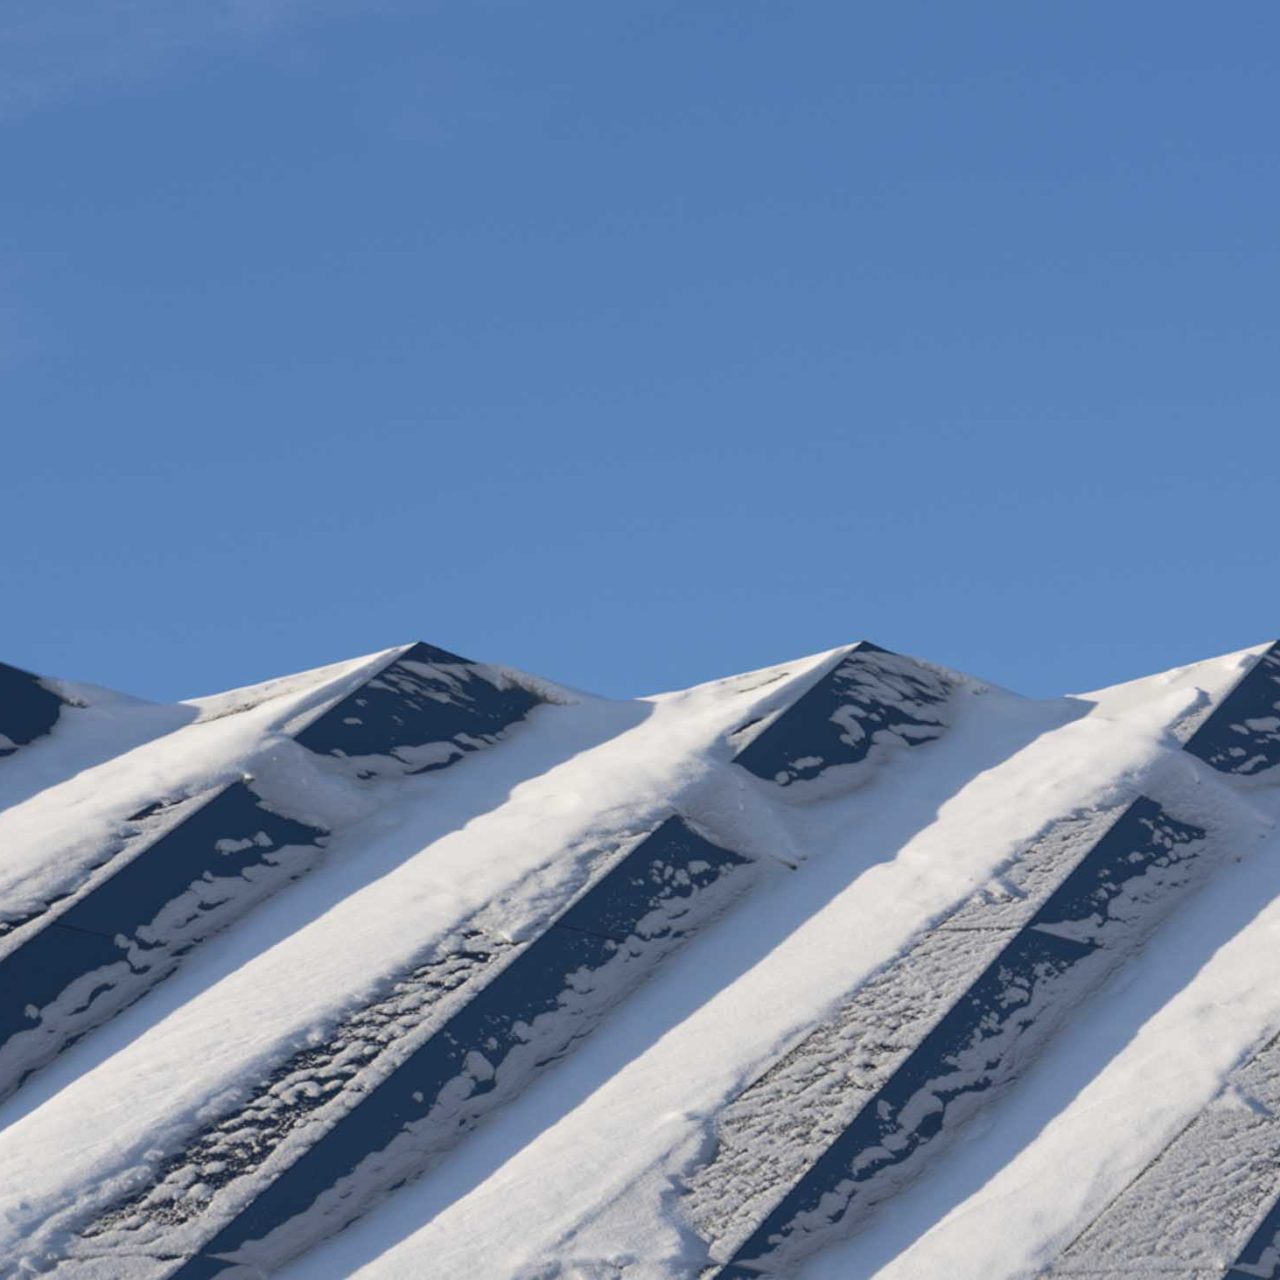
top-left (0, 660), bottom-right (65, 758)
top-left (733, 643), bottom-right (955, 788)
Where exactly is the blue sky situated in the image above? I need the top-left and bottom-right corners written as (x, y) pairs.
top-left (4, 2), bottom-right (1277, 701)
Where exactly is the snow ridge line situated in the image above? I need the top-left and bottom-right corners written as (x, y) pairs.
top-left (80, 931), bottom-right (513, 1241)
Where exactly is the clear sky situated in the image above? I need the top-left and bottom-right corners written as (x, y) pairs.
top-left (4, 3), bottom-right (1277, 703)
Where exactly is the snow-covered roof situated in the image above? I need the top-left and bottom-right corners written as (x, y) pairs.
top-left (1, 637), bottom-right (1279, 1279)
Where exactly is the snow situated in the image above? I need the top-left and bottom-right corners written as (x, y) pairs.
top-left (0, 638), bottom-right (1276, 1280)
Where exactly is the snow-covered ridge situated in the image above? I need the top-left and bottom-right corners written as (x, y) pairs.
top-left (0, 638), bottom-right (1277, 1280)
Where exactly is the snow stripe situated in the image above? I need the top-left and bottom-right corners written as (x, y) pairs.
top-left (694, 798), bottom-right (1212, 1277)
